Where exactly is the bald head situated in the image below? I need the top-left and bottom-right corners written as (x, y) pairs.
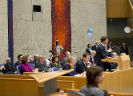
top-left (6, 57), bottom-right (11, 64)
top-left (34, 54), bottom-right (39, 60)
top-left (66, 51), bottom-right (71, 57)
top-left (95, 41), bottom-right (99, 45)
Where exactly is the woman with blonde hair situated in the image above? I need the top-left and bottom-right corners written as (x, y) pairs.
top-left (63, 57), bottom-right (77, 76)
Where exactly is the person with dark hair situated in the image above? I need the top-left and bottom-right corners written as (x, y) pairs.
top-left (95, 36), bottom-right (112, 71)
top-left (33, 54), bottom-right (40, 68)
top-left (120, 42), bottom-right (129, 55)
top-left (75, 53), bottom-right (90, 74)
top-left (46, 54), bottom-right (53, 67)
top-left (80, 66), bottom-right (109, 96)
top-left (86, 44), bottom-right (92, 55)
top-left (2, 57), bottom-right (15, 74)
top-left (51, 56), bottom-right (62, 68)
top-left (15, 54), bottom-right (23, 69)
top-left (92, 41), bottom-right (99, 51)
top-left (56, 39), bottom-right (63, 57)
top-left (21, 55), bottom-right (33, 74)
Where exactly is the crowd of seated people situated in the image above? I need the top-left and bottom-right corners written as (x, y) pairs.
top-left (0, 36), bottom-right (131, 96)
top-left (0, 36), bottom-right (130, 75)
top-left (0, 50), bottom-right (97, 75)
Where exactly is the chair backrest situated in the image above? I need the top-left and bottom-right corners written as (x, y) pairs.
top-left (67, 91), bottom-right (85, 96)
top-left (16, 65), bottom-right (22, 74)
top-left (49, 63), bottom-right (52, 68)
top-left (51, 67), bottom-right (60, 71)
top-left (29, 63), bottom-right (35, 69)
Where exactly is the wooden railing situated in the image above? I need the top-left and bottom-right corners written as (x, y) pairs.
top-left (129, 0), bottom-right (133, 11)
top-left (128, 0), bottom-right (133, 36)
top-left (58, 68), bottom-right (133, 94)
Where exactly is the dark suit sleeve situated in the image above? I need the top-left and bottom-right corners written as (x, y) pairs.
top-left (98, 47), bottom-right (109, 59)
top-left (89, 57), bottom-right (93, 64)
top-left (86, 49), bottom-right (90, 54)
top-left (126, 47), bottom-right (129, 54)
top-left (92, 46), bottom-right (96, 50)
top-left (75, 62), bottom-right (85, 74)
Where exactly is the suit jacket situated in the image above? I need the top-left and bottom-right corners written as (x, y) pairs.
top-left (38, 62), bottom-right (49, 72)
top-left (62, 63), bottom-right (77, 76)
top-left (3, 64), bottom-right (15, 74)
top-left (75, 60), bottom-right (87, 74)
top-left (89, 56), bottom-right (96, 65)
top-left (107, 44), bottom-right (112, 50)
top-left (60, 57), bottom-right (68, 66)
top-left (86, 48), bottom-right (91, 55)
top-left (120, 46), bottom-right (128, 55)
top-left (92, 45), bottom-right (97, 51)
top-left (33, 60), bottom-right (40, 68)
top-left (95, 43), bottom-right (111, 67)
top-left (15, 61), bottom-right (21, 69)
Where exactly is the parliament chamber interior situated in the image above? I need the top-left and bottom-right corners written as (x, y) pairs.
top-left (0, 0), bottom-right (133, 96)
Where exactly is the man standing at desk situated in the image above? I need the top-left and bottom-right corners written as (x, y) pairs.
top-left (95, 36), bottom-right (112, 71)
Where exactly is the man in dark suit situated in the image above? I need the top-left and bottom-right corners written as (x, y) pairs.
top-left (95, 36), bottom-right (112, 71)
top-left (2, 57), bottom-right (15, 74)
top-left (92, 41), bottom-right (99, 51)
top-left (33, 54), bottom-right (40, 68)
top-left (75, 53), bottom-right (90, 74)
top-left (120, 42), bottom-right (129, 55)
top-left (86, 44), bottom-right (92, 55)
top-left (15, 54), bottom-right (23, 69)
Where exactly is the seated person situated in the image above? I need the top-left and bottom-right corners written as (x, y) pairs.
top-left (111, 52), bottom-right (118, 58)
top-left (0, 64), bottom-right (5, 73)
top-left (21, 55), bottom-right (34, 74)
top-left (63, 57), bottom-right (77, 76)
top-left (33, 54), bottom-right (40, 68)
top-left (38, 56), bottom-right (50, 72)
top-left (2, 57), bottom-right (15, 74)
top-left (15, 54), bottom-right (23, 69)
top-left (110, 52), bottom-right (118, 69)
top-left (75, 53), bottom-right (90, 74)
top-left (51, 56), bottom-right (62, 68)
top-left (89, 50), bottom-right (96, 66)
top-left (46, 54), bottom-right (53, 67)
top-left (86, 44), bottom-right (92, 55)
top-left (28, 55), bottom-right (35, 68)
top-left (80, 66), bottom-right (109, 96)
top-left (60, 51), bottom-right (71, 66)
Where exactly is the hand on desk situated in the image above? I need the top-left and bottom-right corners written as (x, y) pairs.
top-left (107, 48), bottom-right (112, 52)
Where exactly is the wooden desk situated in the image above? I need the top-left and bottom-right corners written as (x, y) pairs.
top-left (58, 68), bottom-right (133, 94)
top-left (49, 93), bottom-right (67, 96)
top-left (30, 70), bottom-right (73, 84)
top-left (101, 55), bottom-right (131, 70)
top-left (0, 70), bottom-right (73, 96)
